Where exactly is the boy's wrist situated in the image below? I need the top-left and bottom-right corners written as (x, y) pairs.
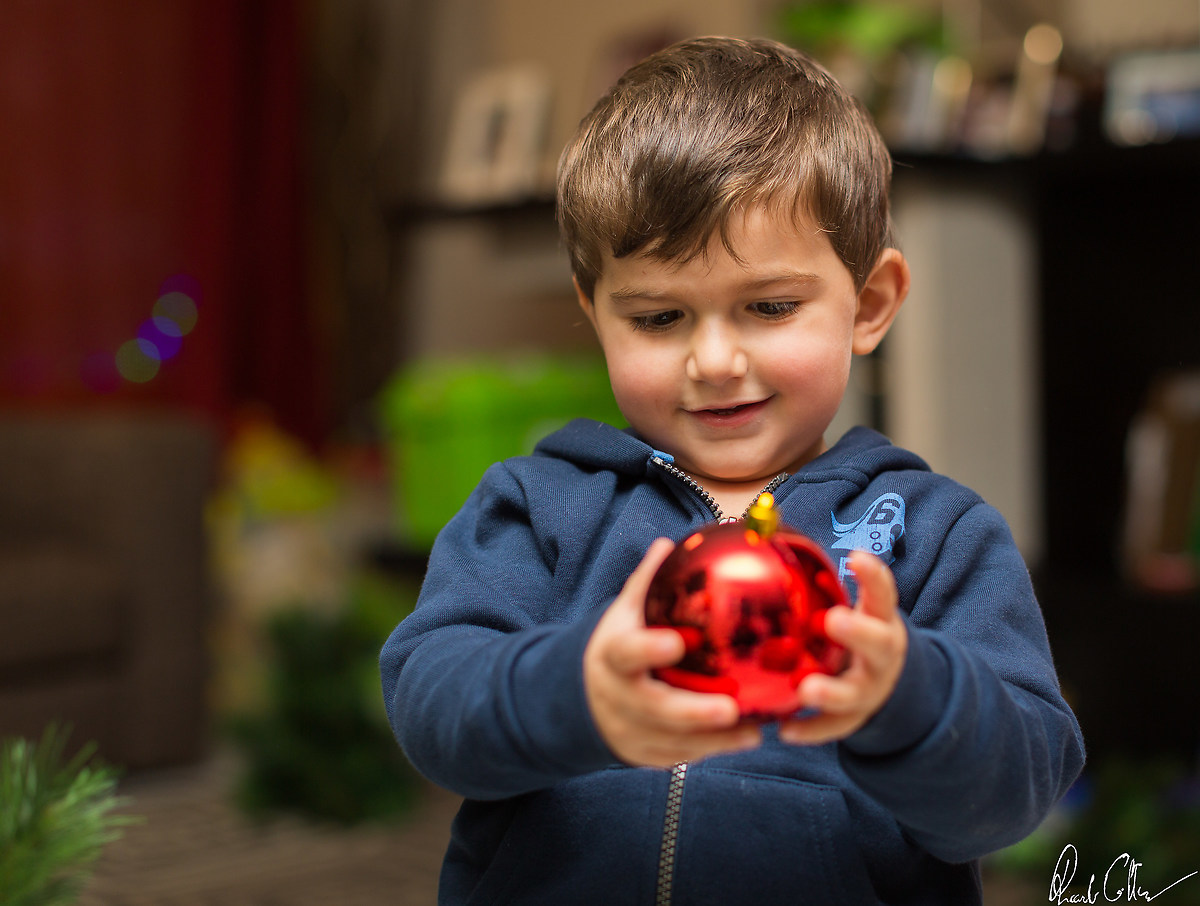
top-left (840, 625), bottom-right (950, 757)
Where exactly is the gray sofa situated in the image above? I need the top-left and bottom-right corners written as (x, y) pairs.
top-left (0, 410), bottom-right (215, 769)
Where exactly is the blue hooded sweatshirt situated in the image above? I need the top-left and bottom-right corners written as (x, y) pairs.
top-left (380, 420), bottom-right (1084, 905)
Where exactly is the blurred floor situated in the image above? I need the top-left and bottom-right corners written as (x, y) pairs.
top-left (78, 748), bottom-right (1042, 904)
top-left (79, 750), bottom-right (460, 906)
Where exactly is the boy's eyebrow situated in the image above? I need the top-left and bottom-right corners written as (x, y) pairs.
top-left (739, 271), bottom-right (824, 291)
top-left (607, 286), bottom-right (672, 302)
top-left (607, 271), bottom-right (824, 302)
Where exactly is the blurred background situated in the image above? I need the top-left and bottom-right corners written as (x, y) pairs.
top-left (1, 0), bottom-right (1198, 902)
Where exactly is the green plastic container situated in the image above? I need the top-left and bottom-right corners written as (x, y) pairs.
top-left (380, 355), bottom-right (624, 548)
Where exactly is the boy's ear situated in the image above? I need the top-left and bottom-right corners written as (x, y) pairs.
top-left (852, 248), bottom-right (909, 355)
top-left (574, 276), bottom-right (598, 330)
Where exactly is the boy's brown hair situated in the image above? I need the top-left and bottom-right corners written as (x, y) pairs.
top-left (557, 36), bottom-right (895, 299)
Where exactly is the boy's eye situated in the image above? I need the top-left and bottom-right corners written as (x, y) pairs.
top-left (752, 300), bottom-right (800, 319)
top-left (629, 310), bottom-right (683, 332)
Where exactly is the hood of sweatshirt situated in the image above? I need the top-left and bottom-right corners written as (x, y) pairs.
top-left (533, 417), bottom-right (931, 489)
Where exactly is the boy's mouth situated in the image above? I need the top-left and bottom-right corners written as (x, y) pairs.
top-left (695, 399), bottom-right (765, 415)
top-left (688, 398), bottom-right (769, 425)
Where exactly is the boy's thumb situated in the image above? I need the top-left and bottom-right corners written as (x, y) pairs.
top-left (620, 537), bottom-right (675, 607)
top-left (847, 550), bottom-right (896, 619)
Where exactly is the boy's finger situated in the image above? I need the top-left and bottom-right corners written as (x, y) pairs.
top-left (778, 712), bottom-right (858, 747)
top-left (847, 550), bottom-right (898, 621)
top-left (595, 537), bottom-right (679, 669)
top-left (660, 683), bottom-right (746, 726)
top-left (637, 724), bottom-right (761, 765)
top-left (605, 626), bottom-right (685, 675)
top-left (795, 672), bottom-right (860, 714)
top-left (824, 608), bottom-right (901, 662)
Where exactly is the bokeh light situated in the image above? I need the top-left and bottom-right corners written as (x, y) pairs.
top-left (138, 316), bottom-right (184, 360)
top-left (87, 273), bottom-right (201, 390)
top-left (115, 338), bottom-right (162, 383)
top-left (152, 291), bottom-right (198, 336)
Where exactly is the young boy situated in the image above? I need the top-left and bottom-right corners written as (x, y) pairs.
top-left (381, 36), bottom-right (1084, 904)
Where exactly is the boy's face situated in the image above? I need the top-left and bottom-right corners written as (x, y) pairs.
top-left (579, 206), bottom-right (904, 490)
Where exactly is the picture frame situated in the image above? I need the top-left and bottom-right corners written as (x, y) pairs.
top-left (1105, 48), bottom-right (1200, 146)
top-left (439, 65), bottom-right (552, 206)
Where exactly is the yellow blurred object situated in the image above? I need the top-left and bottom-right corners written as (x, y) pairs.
top-left (745, 493), bottom-right (779, 539)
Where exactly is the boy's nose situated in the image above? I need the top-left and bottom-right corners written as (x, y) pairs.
top-left (685, 323), bottom-right (749, 385)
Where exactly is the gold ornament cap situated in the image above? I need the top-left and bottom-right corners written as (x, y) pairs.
top-left (745, 493), bottom-right (779, 539)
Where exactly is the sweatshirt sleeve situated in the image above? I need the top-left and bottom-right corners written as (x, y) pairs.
top-left (379, 463), bottom-right (618, 801)
top-left (839, 502), bottom-right (1085, 862)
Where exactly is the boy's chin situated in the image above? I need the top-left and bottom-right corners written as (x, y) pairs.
top-left (677, 460), bottom-right (783, 487)
top-left (680, 445), bottom-right (822, 486)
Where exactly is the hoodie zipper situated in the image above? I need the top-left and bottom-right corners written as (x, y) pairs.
top-left (656, 762), bottom-right (688, 906)
top-left (650, 456), bottom-right (789, 523)
top-left (648, 457), bottom-right (789, 904)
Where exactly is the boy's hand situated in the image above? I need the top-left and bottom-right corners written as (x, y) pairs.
top-left (779, 550), bottom-right (907, 746)
top-left (584, 538), bottom-right (761, 768)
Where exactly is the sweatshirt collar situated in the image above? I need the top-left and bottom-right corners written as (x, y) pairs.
top-left (532, 419), bottom-right (926, 482)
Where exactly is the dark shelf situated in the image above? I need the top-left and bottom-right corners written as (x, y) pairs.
top-left (894, 134), bottom-right (1200, 179)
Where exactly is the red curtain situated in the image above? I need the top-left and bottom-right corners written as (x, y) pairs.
top-left (0, 0), bottom-right (328, 444)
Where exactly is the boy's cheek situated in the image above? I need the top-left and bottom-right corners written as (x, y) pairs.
top-left (605, 365), bottom-right (671, 418)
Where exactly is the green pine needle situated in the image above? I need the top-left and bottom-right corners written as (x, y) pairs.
top-left (0, 725), bottom-right (138, 906)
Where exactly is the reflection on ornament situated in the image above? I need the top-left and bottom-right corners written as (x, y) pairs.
top-left (645, 493), bottom-right (849, 720)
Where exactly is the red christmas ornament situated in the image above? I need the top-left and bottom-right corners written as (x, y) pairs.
top-left (645, 494), bottom-right (850, 720)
